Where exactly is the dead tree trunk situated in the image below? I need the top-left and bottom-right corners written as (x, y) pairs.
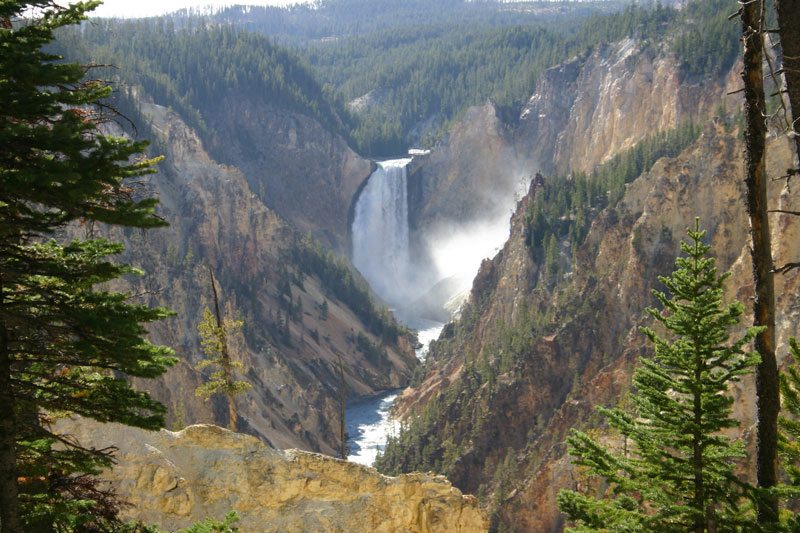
top-left (209, 267), bottom-right (237, 431)
top-left (776, 0), bottom-right (800, 165)
top-left (742, 0), bottom-right (780, 524)
top-left (336, 352), bottom-right (347, 460)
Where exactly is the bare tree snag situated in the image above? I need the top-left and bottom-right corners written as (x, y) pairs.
top-left (742, 0), bottom-right (780, 523)
top-left (336, 351), bottom-right (347, 460)
top-left (775, 0), bottom-right (800, 165)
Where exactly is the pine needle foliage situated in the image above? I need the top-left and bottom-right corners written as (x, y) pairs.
top-left (558, 220), bottom-right (761, 532)
top-left (0, 1), bottom-right (176, 528)
top-left (195, 307), bottom-right (251, 430)
top-left (776, 339), bottom-right (800, 529)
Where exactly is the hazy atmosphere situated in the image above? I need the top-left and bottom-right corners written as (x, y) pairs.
top-left (89, 0), bottom-right (305, 18)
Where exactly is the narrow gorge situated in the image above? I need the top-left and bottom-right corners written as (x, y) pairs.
top-left (11, 1), bottom-right (795, 531)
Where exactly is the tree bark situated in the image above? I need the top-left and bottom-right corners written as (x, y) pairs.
top-left (776, 0), bottom-right (800, 165)
top-left (0, 274), bottom-right (22, 532)
top-left (743, 1), bottom-right (780, 524)
top-left (208, 267), bottom-right (237, 432)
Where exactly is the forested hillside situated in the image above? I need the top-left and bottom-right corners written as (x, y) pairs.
top-left (58, 21), bottom-right (374, 252)
top-left (201, 0), bottom-right (627, 44)
top-left (59, 21), bottom-right (346, 151)
top-left (301, 0), bottom-right (739, 154)
top-left (78, 0), bottom-right (739, 157)
top-left (10, 0), bottom-right (796, 529)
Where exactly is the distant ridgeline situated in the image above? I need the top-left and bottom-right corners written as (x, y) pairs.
top-left (56, 21), bottom-right (346, 152)
top-left (59, 0), bottom-right (737, 158)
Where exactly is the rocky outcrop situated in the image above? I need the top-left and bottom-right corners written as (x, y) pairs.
top-left (110, 101), bottom-right (417, 456)
top-left (408, 102), bottom-right (525, 233)
top-left (63, 420), bottom-right (487, 532)
top-left (517, 38), bottom-right (733, 174)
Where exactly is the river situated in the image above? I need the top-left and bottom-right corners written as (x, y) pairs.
top-left (345, 155), bottom-right (516, 466)
top-left (346, 323), bottom-right (443, 466)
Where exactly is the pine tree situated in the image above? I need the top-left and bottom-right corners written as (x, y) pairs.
top-left (558, 221), bottom-right (761, 532)
top-left (0, 1), bottom-right (175, 529)
top-left (195, 269), bottom-right (251, 431)
top-left (775, 338), bottom-right (800, 530)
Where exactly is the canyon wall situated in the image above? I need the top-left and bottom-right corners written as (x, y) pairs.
top-left (202, 96), bottom-right (374, 253)
top-left (108, 101), bottom-right (417, 456)
top-left (389, 37), bottom-right (800, 531)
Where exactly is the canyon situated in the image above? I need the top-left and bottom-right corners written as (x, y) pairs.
top-left (47, 2), bottom-right (800, 530)
top-left (105, 99), bottom-right (418, 457)
top-left (384, 36), bottom-right (800, 532)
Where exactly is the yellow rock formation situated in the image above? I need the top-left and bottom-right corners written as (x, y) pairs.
top-left (62, 420), bottom-right (487, 532)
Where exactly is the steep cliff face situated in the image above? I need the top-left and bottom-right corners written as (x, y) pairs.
top-left (202, 96), bottom-right (374, 253)
top-left (499, 129), bottom-right (799, 533)
top-left (404, 38), bottom-right (731, 302)
top-left (61, 420), bottom-right (487, 532)
top-left (516, 38), bottom-right (733, 174)
top-left (111, 101), bottom-right (416, 456)
top-left (408, 102), bottom-right (524, 232)
top-left (391, 122), bottom-right (800, 530)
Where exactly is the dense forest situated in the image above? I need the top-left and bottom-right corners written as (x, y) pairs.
top-left (302, 0), bottom-right (738, 154)
top-left (189, 0), bottom-right (630, 44)
top-left (57, 21), bottom-right (347, 148)
top-left (59, 0), bottom-right (739, 157)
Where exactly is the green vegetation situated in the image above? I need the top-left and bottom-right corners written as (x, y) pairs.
top-left (355, 333), bottom-right (389, 366)
top-left (558, 222), bottom-right (760, 531)
top-left (526, 120), bottom-right (701, 285)
top-left (301, 0), bottom-right (732, 155)
top-left (58, 20), bottom-right (347, 153)
top-left (0, 1), bottom-right (175, 528)
top-left (125, 511), bottom-right (241, 532)
top-left (304, 3), bottom-right (679, 155)
top-left (207, 0), bottom-right (626, 45)
top-left (285, 235), bottom-right (404, 343)
top-left (777, 340), bottom-right (800, 529)
top-left (57, 0), bottom-right (738, 158)
top-left (196, 308), bottom-right (251, 431)
top-left (672, 0), bottom-right (741, 79)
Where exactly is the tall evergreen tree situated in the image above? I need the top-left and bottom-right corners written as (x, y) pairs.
top-left (558, 221), bottom-right (761, 532)
top-left (0, 1), bottom-right (175, 529)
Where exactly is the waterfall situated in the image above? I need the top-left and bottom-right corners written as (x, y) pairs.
top-left (352, 158), bottom-right (413, 307)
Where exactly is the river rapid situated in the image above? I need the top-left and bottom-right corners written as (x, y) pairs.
top-left (346, 323), bottom-right (443, 466)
